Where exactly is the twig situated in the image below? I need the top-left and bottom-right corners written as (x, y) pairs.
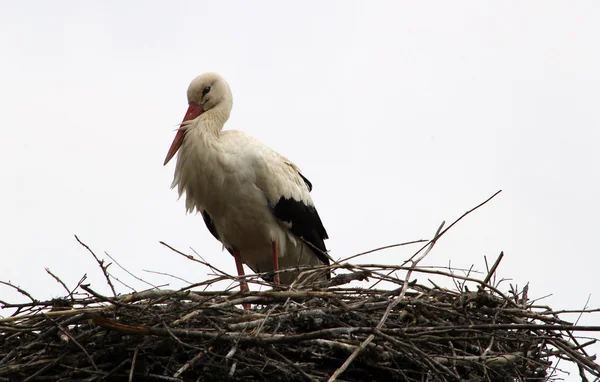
top-left (79, 284), bottom-right (124, 307)
top-left (98, 359), bottom-right (130, 381)
top-left (269, 348), bottom-right (317, 382)
top-left (337, 239), bottom-right (428, 263)
top-left (160, 241), bottom-right (230, 278)
top-left (482, 252), bottom-right (504, 286)
top-left (0, 307), bottom-right (111, 323)
top-left (21, 354), bottom-right (66, 382)
top-left (173, 347), bottom-right (212, 378)
top-left (129, 346), bottom-right (139, 382)
top-left (44, 268), bottom-right (73, 301)
top-left (143, 269), bottom-right (192, 285)
top-left (436, 190), bottom-right (502, 244)
top-left (550, 338), bottom-right (600, 374)
top-left (42, 313), bottom-right (99, 372)
top-left (108, 273), bottom-right (136, 293)
top-left (104, 251), bottom-right (159, 290)
top-left (75, 235), bottom-right (117, 297)
top-left (0, 281), bottom-right (36, 303)
top-left (70, 274), bottom-right (88, 297)
top-left (402, 190), bottom-right (502, 267)
top-left (552, 293), bottom-right (594, 378)
top-left (328, 221), bottom-right (445, 381)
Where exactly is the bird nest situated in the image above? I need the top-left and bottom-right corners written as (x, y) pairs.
top-left (2, 193), bottom-right (600, 381)
top-left (2, 253), bottom-right (600, 381)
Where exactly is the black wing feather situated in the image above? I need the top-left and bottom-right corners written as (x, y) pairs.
top-left (272, 172), bottom-right (329, 266)
top-left (202, 210), bottom-right (221, 242)
top-left (298, 172), bottom-right (313, 192)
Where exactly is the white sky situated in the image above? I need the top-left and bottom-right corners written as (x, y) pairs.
top-left (1, 2), bottom-right (599, 379)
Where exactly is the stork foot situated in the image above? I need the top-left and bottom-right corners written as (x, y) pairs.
top-left (233, 250), bottom-right (251, 310)
top-left (239, 281), bottom-right (250, 310)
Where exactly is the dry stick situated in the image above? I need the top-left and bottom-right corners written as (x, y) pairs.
top-left (129, 346), bottom-right (139, 382)
top-left (189, 247), bottom-right (208, 262)
top-left (98, 359), bottom-right (131, 381)
top-left (160, 241), bottom-right (202, 263)
top-left (402, 190), bottom-right (502, 268)
top-left (104, 273), bottom-right (136, 292)
top-left (70, 274), bottom-right (88, 297)
top-left (173, 347), bottom-right (212, 378)
top-left (161, 241), bottom-right (280, 295)
top-left (433, 351), bottom-right (535, 366)
top-left (160, 241), bottom-right (230, 278)
top-left (226, 343), bottom-right (239, 376)
top-left (104, 251), bottom-right (159, 290)
top-left (269, 348), bottom-right (318, 382)
top-left (79, 284), bottom-right (126, 308)
top-left (119, 289), bottom-right (204, 304)
top-left (44, 268), bottom-right (73, 300)
top-left (346, 263), bottom-right (518, 307)
top-left (368, 190), bottom-right (502, 291)
top-left (394, 323), bottom-right (600, 333)
top-left (0, 281), bottom-right (36, 303)
top-left (188, 247), bottom-right (281, 292)
top-left (75, 235), bottom-right (117, 297)
top-left (42, 313), bottom-right (99, 372)
top-left (160, 321), bottom-right (203, 351)
top-left (21, 354), bottom-right (66, 382)
top-left (551, 293), bottom-right (594, 379)
top-left (327, 221), bottom-right (445, 382)
top-left (541, 308), bottom-right (600, 315)
top-left (521, 282), bottom-right (529, 305)
top-left (374, 328), bottom-right (460, 378)
top-left (188, 245), bottom-right (256, 285)
top-left (337, 239), bottom-right (429, 264)
top-left (528, 293), bottom-right (554, 305)
top-left (135, 374), bottom-right (183, 382)
top-left (571, 294), bottom-right (592, 347)
top-left (0, 307), bottom-right (112, 324)
top-left (447, 340), bottom-right (459, 375)
top-left (227, 360), bottom-right (237, 376)
top-left (298, 236), bottom-right (335, 264)
top-left (550, 338), bottom-right (600, 374)
top-left (143, 269), bottom-right (193, 285)
top-left (482, 252), bottom-right (504, 287)
top-left (160, 241), bottom-right (251, 290)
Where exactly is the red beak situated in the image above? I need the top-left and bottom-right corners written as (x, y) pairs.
top-left (163, 103), bottom-right (204, 165)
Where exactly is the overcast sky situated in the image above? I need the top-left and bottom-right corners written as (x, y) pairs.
top-left (1, 2), bottom-right (599, 379)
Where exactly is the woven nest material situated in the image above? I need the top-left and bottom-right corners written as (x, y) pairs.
top-left (2, 251), bottom-right (600, 382)
top-left (2, 193), bottom-right (600, 381)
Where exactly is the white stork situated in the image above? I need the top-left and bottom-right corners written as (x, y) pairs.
top-left (163, 72), bottom-right (329, 292)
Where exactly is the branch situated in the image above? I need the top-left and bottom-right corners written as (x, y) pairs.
top-left (75, 235), bottom-right (117, 297)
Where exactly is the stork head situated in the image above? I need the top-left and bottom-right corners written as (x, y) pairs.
top-left (163, 72), bottom-right (233, 165)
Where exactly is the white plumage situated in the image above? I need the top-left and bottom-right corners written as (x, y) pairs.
top-left (164, 73), bottom-right (329, 286)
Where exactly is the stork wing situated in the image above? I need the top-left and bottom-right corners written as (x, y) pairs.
top-left (252, 148), bottom-right (329, 266)
top-left (201, 210), bottom-right (237, 254)
top-left (202, 209), bottom-right (263, 274)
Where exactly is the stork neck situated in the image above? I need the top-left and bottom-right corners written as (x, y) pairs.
top-left (201, 107), bottom-right (229, 135)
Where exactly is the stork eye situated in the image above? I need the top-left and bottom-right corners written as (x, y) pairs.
top-left (203, 86), bottom-right (211, 96)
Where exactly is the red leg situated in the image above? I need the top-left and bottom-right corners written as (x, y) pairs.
top-left (272, 241), bottom-right (280, 285)
top-left (233, 250), bottom-right (250, 309)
